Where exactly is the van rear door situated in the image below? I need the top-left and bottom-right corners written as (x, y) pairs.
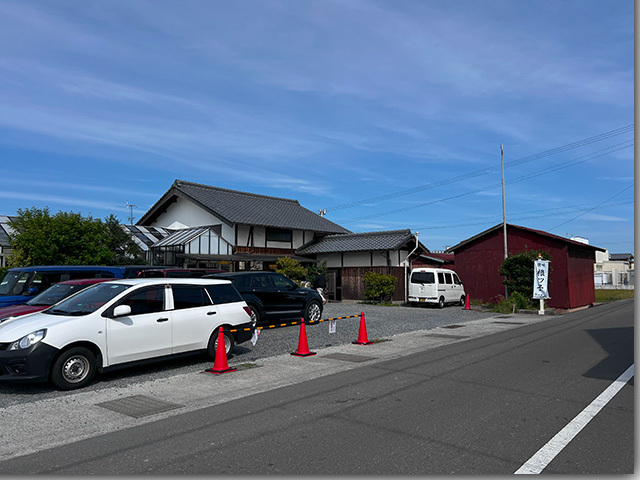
top-left (410, 271), bottom-right (436, 302)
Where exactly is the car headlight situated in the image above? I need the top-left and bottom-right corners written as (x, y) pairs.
top-left (9, 329), bottom-right (47, 350)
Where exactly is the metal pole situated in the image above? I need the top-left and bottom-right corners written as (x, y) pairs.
top-left (501, 145), bottom-right (508, 298)
top-left (404, 232), bottom-right (419, 304)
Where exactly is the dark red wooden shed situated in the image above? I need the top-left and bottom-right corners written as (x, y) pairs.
top-left (447, 223), bottom-right (605, 310)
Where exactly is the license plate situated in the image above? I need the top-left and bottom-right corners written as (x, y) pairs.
top-left (419, 298), bottom-right (425, 302)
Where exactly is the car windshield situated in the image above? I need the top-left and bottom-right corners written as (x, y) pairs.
top-left (26, 284), bottom-right (81, 306)
top-left (46, 283), bottom-right (130, 316)
top-left (0, 271), bottom-right (33, 296)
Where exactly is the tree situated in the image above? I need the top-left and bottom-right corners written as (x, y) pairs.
top-left (8, 207), bottom-right (146, 267)
top-left (499, 250), bottom-right (551, 304)
top-left (275, 256), bottom-right (308, 282)
top-left (305, 259), bottom-right (328, 284)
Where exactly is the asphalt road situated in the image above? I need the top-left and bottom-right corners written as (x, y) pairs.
top-left (0, 299), bottom-right (633, 474)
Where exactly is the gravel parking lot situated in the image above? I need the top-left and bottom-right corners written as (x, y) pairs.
top-left (0, 302), bottom-right (495, 406)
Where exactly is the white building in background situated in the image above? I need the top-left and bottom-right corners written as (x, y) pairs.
top-left (594, 249), bottom-right (634, 289)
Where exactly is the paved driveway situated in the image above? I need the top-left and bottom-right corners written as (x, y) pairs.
top-left (0, 302), bottom-right (495, 405)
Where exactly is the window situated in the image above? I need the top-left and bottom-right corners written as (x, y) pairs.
top-left (251, 274), bottom-right (272, 288)
top-left (453, 274), bottom-right (462, 285)
top-left (266, 228), bottom-right (292, 243)
top-left (30, 272), bottom-right (64, 294)
top-left (172, 285), bottom-right (211, 310)
top-left (411, 272), bottom-right (435, 284)
top-left (444, 273), bottom-right (453, 284)
top-left (272, 274), bottom-right (294, 289)
top-left (235, 276), bottom-right (252, 288)
top-left (438, 272), bottom-right (445, 284)
top-left (205, 284), bottom-right (243, 304)
top-left (120, 286), bottom-right (165, 315)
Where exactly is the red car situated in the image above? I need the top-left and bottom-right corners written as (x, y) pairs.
top-left (0, 278), bottom-right (113, 323)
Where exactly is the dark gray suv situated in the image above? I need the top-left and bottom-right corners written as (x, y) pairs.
top-left (205, 272), bottom-right (323, 327)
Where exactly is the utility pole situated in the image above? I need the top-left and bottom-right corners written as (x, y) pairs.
top-left (501, 144), bottom-right (508, 298)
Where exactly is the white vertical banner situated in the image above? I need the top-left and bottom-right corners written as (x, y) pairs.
top-left (533, 259), bottom-right (550, 299)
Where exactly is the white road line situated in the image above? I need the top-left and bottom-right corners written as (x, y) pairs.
top-left (515, 364), bottom-right (634, 474)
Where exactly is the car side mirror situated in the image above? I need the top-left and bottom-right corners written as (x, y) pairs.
top-left (113, 305), bottom-right (132, 317)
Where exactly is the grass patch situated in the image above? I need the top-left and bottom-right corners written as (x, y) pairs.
top-left (595, 289), bottom-right (634, 303)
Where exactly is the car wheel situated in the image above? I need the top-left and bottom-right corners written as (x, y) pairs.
top-left (438, 296), bottom-right (445, 309)
top-left (460, 295), bottom-right (466, 306)
top-left (208, 329), bottom-right (235, 360)
top-left (304, 300), bottom-right (322, 323)
top-left (51, 347), bottom-right (97, 390)
top-left (248, 305), bottom-right (260, 328)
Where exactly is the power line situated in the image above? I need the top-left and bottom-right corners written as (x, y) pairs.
top-left (548, 184), bottom-right (634, 230)
top-left (327, 124), bottom-right (634, 211)
top-left (413, 200), bottom-right (633, 231)
top-left (337, 140), bottom-right (633, 223)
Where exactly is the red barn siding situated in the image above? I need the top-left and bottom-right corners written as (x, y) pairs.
top-left (452, 224), bottom-right (600, 309)
top-left (566, 245), bottom-right (597, 308)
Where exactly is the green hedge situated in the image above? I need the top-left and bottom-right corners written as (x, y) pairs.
top-left (363, 272), bottom-right (397, 302)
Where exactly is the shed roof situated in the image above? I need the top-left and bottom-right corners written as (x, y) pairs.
top-left (445, 223), bottom-right (606, 253)
top-left (120, 225), bottom-right (173, 252)
top-left (297, 229), bottom-right (428, 255)
top-left (0, 215), bottom-right (17, 247)
top-left (138, 180), bottom-right (350, 234)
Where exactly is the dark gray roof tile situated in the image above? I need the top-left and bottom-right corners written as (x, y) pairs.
top-left (297, 229), bottom-right (426, 255)
top-left (139, 180), bottom-right (350, 234)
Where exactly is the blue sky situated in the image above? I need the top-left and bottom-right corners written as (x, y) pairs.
top-left (0, 0), bottom-right (634, 253)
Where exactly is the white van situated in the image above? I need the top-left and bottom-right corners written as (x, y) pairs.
top-left (408, 268), bottom-right (466, 308)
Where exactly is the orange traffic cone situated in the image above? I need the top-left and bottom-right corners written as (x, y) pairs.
top-left (291, 319), bottom-right (316, 357)
top-left (353, 312), bottom-right (373, 345)
top-left (464, 294), bottom-right (471, 310)
top-left (205, 327), bottom-right (237, 375)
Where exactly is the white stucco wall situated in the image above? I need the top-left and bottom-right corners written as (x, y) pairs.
top-left (152, 197), bottom-right (218, 228)
top-left (397, 249), bottom-right (409, 267)
top-left (254, 227), bottom-right (266, 247)
top-left (372, 251), bottom-right (389, 267)
top-left (319, 253), bottom-right (341, 268)
top-left (149, 197), bottom-right (236, 244)
top-left (293, 230), bottom-right (304, 249)
top-left (343, 251), bottom-right (371, 267)
top-left (237, 225), bottom-right (251, 246)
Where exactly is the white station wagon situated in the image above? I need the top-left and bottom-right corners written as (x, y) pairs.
top-left (0, 278), bottom-right (254, 390)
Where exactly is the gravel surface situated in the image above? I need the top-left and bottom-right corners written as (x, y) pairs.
top-left (0, 302), bottom-right (495, 406)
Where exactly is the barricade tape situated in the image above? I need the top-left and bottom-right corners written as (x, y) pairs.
top-left (226, 314), bottom-right (361, 333)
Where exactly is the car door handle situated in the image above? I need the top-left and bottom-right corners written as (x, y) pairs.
top-left (207, 311), bottom-right (217, 315)
top-left (157, 317), bottom-right (169, 323)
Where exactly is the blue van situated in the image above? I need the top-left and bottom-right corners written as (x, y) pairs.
top-left (0, 266), bottom-right (128, 308)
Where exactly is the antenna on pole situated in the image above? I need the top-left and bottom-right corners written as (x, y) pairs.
top-left (126, 202), bottom-right (137, 225)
